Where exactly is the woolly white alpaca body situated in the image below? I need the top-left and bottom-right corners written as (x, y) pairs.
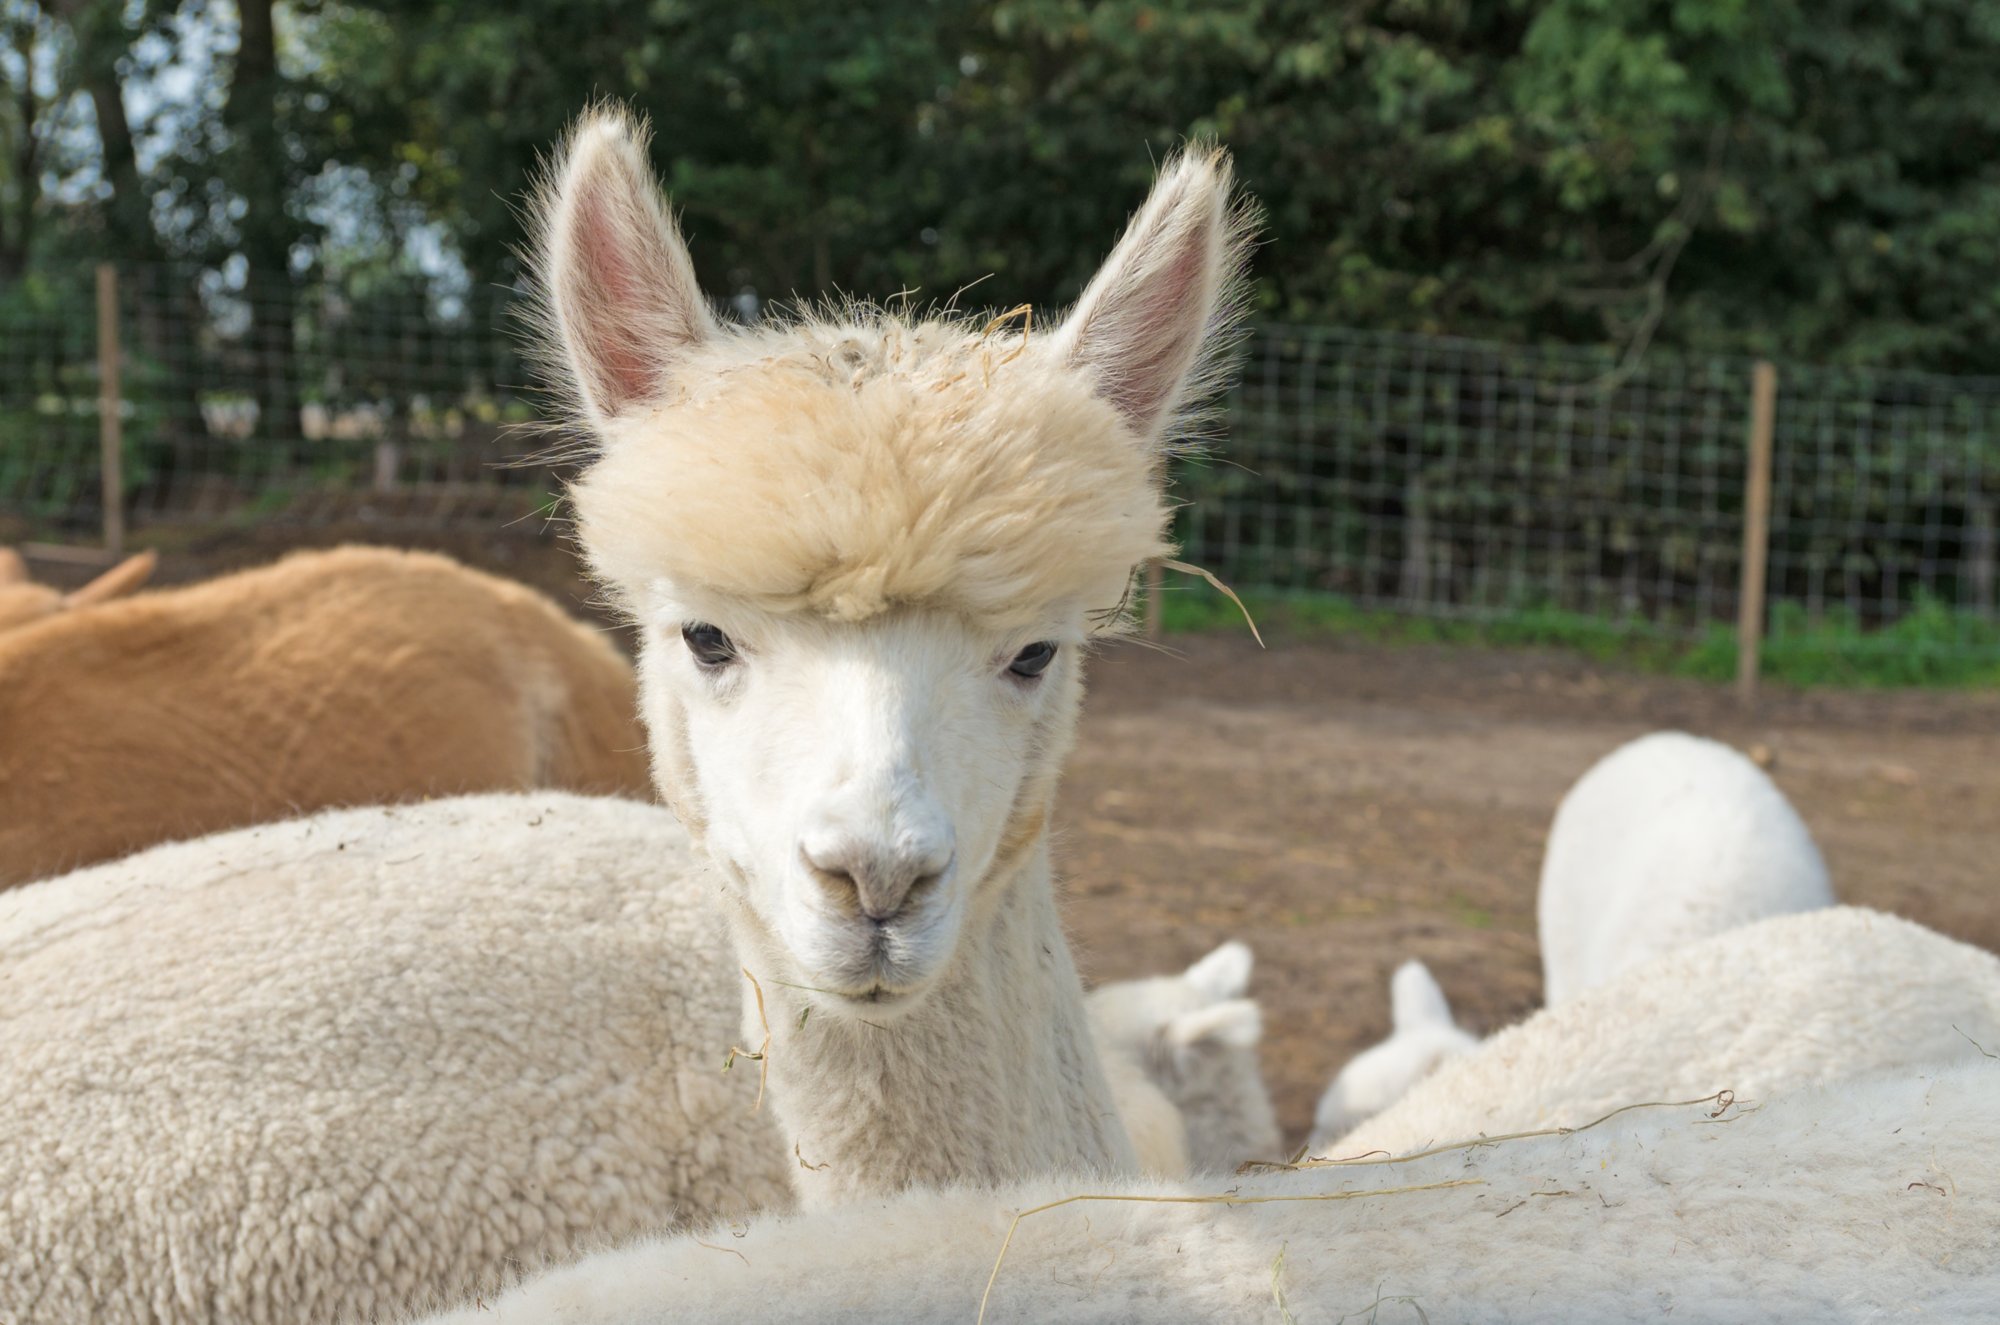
top-left (1087, 942), bottom-right (1282, 1173)
top-left (418, 1059), bottom-right (2000, 1322)
top-left (0, 794), bottom-right (791, 1324)
top-left (1332, 906), bottom-right (1999, 1156)
top-left (1314, 731), bottom-right (1835, 1141)
top-left (531, 108), bottom-right (1254, 1201)
top-left (1537, 730), bottom-right (1833, 1006)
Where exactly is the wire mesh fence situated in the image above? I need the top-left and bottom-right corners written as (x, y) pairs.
top-left (2, 260), bottom-right (1997, 667)
top-left (1186, 327), bottom-right (1999, 662)
top-left (0, 261), bottom-right (560, 537)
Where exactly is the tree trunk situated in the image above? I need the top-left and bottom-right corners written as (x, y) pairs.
top-left (223, 0), bottom-right (307, 462)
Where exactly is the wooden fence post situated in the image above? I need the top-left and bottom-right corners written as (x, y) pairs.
top-left (1736, 361), bottom-right (1778, 705)
top-left (95, 263), bottom-right (125, 559)
top-left (1143, 559), bottom-right (1165, 639)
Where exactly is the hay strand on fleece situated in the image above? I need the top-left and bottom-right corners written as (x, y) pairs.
top-left (975, 1178), bottom-right (1483, 1325)
top-left (1246, 1090), bottom-right (1739, 1174)
top-left (722, 967), bottom-right (773, 1111)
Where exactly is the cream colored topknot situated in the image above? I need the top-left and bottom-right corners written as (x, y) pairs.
top-left (531, 104), bottom-right (1253, 630)
top-left (570, 311), bottom-right (1174, 628)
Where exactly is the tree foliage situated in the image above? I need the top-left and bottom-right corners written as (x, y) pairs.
top-left (4, 0), bottom-right (2000, 369)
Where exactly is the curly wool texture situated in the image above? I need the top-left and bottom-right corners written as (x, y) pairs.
top-left (570, 320), bottom-right (1174, 629)
top-left (0, 794), bottom-right (791, 1325)
top-left (1335, 906), bottom-right (2000, 1157)
top-left (417, 1059), bottom-right (2000, 1323)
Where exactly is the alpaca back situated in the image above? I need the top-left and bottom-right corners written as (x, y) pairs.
top-left (1536, 731), bottom-right (1832, 1005)
top-left (417, 1059), bottom-right (2000, 1323)
top-left (0, 793), bottom-right (789, 1325)
top-left (0, 546), bottom-right (651, 888)
top-left (1337, 906), bottom-right (2000, 1156)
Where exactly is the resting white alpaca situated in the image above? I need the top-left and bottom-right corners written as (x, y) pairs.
top-left (1327, 906), bottom-right (1998, 1156)
top-left (419, 939), bottom-right (2000, 1323)
top-left (531, 106), bottom-right (1253, 1204)
top-left (1311, 959), bottom-right (1479, 1144)
top-left (1087, 942), bottom-right (1282, 1173)
top-left (1313, 730), bottom-right (1835, 1142)
top-left (0, 794), bottom-right (794, 1324)
top-left (1538, 729), bottom-right (1833, 1005)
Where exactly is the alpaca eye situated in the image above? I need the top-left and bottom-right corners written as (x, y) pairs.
top-left (682, 623), bottom-right (738, 668)
top-left (1007, 641), bottom-right (1057, 679)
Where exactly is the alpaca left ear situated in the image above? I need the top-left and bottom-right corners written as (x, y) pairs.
top-left (1183, 940), bottom-right (1253, 1002)
top-left (1052, 144), bottom-right (1253, 444)
top-left (531, 105), bottom-right (716, 430)
top-left (65, 549), bottom-right (156, 607)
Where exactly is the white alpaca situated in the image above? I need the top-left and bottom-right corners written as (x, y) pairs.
top-left (1310, 959), bottom-right (1479, 1144)
top-left (1, 110), bottom-right (1254, 1318)
top-left (0, 794), bottom-right (1270, 1321)
top-left (1087, 942), bottom-right (1282, 1173)
top-left (1328, 906), bottom-right (1998, 1156)
top-left (530, 105), bottom-right (1254, 1204)
top-left (1538, 729), bottom-right (1833, 1005)
top-left (1313, 730), bottom-right (1835, 1142)
top-left (416, 1064), bottom-right (2000, 1320)
top-left (0, 794), bottom-right (794, 1324)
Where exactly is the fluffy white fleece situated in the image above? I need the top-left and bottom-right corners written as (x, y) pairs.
top-left (1334, 906), bottom-right (1999, 1156)
top-left (1538, 730), bottom-right (1834, 1005)
top-left (415, 1059), bottom-right (2000, 1322)
top-left (0, 793), bottom-right (789, 1325)
top-left (0, 793), bottom-right (1253, 1321)
top-left (1315, 730), bottom-right (1838, 1143)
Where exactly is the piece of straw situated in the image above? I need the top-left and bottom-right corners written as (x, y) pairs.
top-left (722, 967), bottom-right (773, 1112)
top-left (1159, 559), bottom-right (1265, 647)
top-left (1246, 1091), bottom-right (1737, 1174)
top-left (976, 1178), bottom-right (1481, 1324)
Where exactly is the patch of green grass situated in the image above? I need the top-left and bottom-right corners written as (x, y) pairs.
top-left (1150, 585), bottom-right (2000, 691)
top-left (1447, 894), bottom-right (1495, 930)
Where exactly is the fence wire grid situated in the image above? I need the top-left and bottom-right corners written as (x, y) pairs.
top-left (3, 261), bottom-right (1998, 663)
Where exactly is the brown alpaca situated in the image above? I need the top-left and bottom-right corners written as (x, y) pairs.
top-left (0, 544), bottom-right (650, 887)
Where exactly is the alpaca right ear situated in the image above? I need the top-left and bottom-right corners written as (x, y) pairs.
top-left (533, 106), bottom-right (716, 429)
top-left (1183, 940), bottom-right (1253, 1003)
top-left (1389, 961), bottom-right (1455, 1034)
top-left (1052, 144), bottom-right (1252, 445)
top-left (0, 548), bottom-right (26, 585)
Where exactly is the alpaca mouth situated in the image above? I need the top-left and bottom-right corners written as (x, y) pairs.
top-left (835, 985), bottom-right (909, 1009)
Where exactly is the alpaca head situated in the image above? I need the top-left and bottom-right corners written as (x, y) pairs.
top-left (0, 549), bottom-right (156, 632)
top-left (1088, 941), bottom-right (1282, 1169)
top-left (532, 106), bottom-right (1251, 1015)
top-left (1311, 960), bottom-right (1480, 1148)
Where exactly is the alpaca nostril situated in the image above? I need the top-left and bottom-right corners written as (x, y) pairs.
top-left (798, 839), bottom-right (950, 923)
top-left (800, 846), bottom-right (859, 903)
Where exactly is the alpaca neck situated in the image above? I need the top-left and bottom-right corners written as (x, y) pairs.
top-left (741, 840), bottom-right (1136, 1206)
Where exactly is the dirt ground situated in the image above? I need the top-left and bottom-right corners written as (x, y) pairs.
top-left (23, 520), bottom-right (2000, 1145)
top-left (1064, 635), bottom-right (2000, 1144)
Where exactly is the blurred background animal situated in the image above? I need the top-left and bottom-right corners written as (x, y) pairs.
top-left (0, 545), bottom-right (650, 888)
